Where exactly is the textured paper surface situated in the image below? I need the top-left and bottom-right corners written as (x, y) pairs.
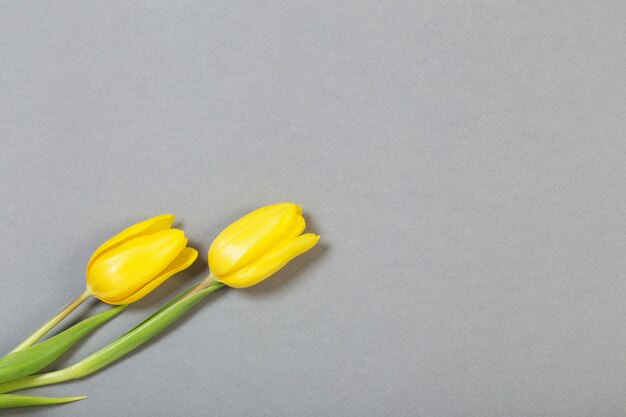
top-left (1, 1), bottom-right (625, 416)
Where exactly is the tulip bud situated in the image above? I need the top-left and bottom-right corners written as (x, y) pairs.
top-left (208, 203), bottom-right (320, 288)
top-left (86, 214), bottom-right (198, 304)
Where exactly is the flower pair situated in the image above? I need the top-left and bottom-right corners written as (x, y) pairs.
top-left (87, 202), bottom-right (320, 304)
top-left (0, 202), bottom-right (321, 410)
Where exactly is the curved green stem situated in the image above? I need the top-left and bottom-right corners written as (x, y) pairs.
top-left (0, 281), bottom-right (224, 393)
top-left (9, 289), bottom-right (92, 353)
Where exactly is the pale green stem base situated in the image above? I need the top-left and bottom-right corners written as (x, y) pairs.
top-left (183, 273), bottom-right (217, 298)
top-left (9, 289), bottom-right (92, 353)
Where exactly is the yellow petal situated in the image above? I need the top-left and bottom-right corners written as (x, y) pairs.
top-left (216, 233), bottom-right (320, 288)
top-left (87, 229), bottom-right (187, 303)
top-left (87, 214), bottom-right (175, 271)
top-left (109, 247), bottom-right (198, 305)
top-left (288, 215), bottom-right (306, 238)
top-left (208, 203), bottom-right (304, 276)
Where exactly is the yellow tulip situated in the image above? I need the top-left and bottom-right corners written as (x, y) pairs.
top-left (86, 214), bottom-right (198, 304)
top-left (11, 214), bottom-right (198, 353)
top-left (208, 203), bottom-right (320, 288)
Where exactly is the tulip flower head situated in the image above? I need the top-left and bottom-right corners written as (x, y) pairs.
top-left (86, 214), bottom-right (198, 304)
top-left (208, 202), bottom-right (320, 288)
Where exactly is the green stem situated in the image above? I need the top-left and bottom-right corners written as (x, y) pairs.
top-left (0, 281), bottom-right (224, 393)
top-left (183, 273), bottom-right (217, 298)
top-left (9, 289), bottom-right (92, 353)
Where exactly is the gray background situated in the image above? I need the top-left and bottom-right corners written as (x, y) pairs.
top-left (1, 1), bottom-right (625, 416)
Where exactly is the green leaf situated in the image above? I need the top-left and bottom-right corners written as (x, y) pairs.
top-left (0, 282), bottom-right (224, 393)
top-left (0, 393), bottom-right (86, 409)
top-left (0, 305), bottom-right (125, 384)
